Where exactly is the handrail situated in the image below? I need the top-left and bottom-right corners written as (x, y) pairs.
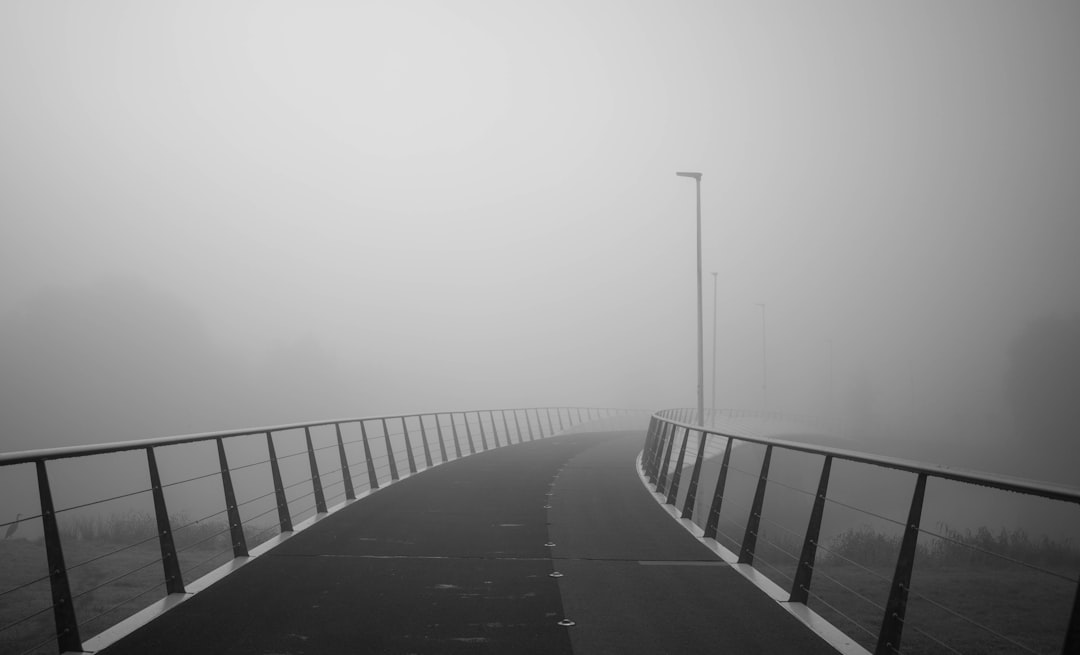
top-left (0, 405), bottom-right (640, 654)
top-left (642, 411), bottom-right (1080, 655)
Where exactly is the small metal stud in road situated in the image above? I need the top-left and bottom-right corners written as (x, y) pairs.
top-left (549, 571), bottom-right (564, 578)
top-left (557, 619), bottom-right (576, 627)
top-left (544, 542), bottom-right (556, 547)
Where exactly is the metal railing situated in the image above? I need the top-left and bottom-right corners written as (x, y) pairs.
top-left (0, 406), bottom-right (628, 654)
top-left (642, 410), bottom-right (1080, 655)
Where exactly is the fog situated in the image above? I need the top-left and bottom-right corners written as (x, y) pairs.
top-left (2, 2), bottom-right (1079, 483)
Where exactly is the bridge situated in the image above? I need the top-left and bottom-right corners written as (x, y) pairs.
top-left (1, 407), bottom-right (1078, 654)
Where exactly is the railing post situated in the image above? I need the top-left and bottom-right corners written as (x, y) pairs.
top-left (360, 421), bottom-right (379, 490)
top-left (381, 418), bottom-right (400, 480)
top-left (216, 438), bottom-right (249, 557)
top-left (400, 417), bottom-right (418, 474)
top-left (703, 436), bottom-right (734, 540)
top-left (790, 456), bottom-right (832, 603)
top-left (546, 408), bottom-right (554, 434)
top-left (647, 420), bottom-right (669, 482)
top-left (36, 460), bottom-right (82, 653)
top-left (556, 407), bottom-right (564, 432)
top-left (536, 409), bottom-right (546, 437)
top-left (463, 413), bottom-right (477, 454)
top-left (681, 430), bottom-right (708, 520)
top-left (266, 432), bottom-right (294, 531)
top-left (642, 418), bottom-right (658, 474)
top-left (146, 447), bottom-right (184, 594)
top-left (304, 427), bottom-right (328, 514)
top-left (576, 407), bottom-right (583, 423)
top-left (1063, 577), bottom-right (1080, 654)
top-left (417, 415), bottom-right (434, 468)
top-left (334, 423), bottom-right (356, 501)
top-left (513, 410), bottom-right (523, 444)
top-left (875, 473), bottom-right (927, 655)
top-left (526, 410), bottom-right (536, 441)
top-left (655, 423), bottom-right (678, 495)
top-left (489, 411), bottom-right (502, 448)
top-left (500, 410), bottom-right (512, 445)
top-left (739, 444), bottom-right (773, 565)
top-left (665, 427), bottom-right (692, 506)
top-left (477, 412), bottom-right (490, 451)
top-left (433, 414), bottom-right (449, 462)
top-left (449, 414), bottom-right (464, 458)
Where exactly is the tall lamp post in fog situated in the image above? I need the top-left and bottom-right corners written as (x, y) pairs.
top-left (755, 302), bottom-right (768, 413)
top-left (711, 271), bottom-right (719, 420)
top-left (676, 171), bottom-right (705, 426)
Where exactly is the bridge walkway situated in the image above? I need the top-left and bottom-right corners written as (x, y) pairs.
top-left (99, 431), bottom-right (839, 654)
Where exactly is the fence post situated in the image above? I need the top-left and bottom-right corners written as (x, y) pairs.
top-left (526, 410), bottom-right (536, 441)
top-left (738, 444), bottom-right (773, 565)
top-left (875, 473), bottom-right (927, 655)
top-left (489, 411), bottom-right (502, 448)
top-left (304, 427), bottom-right (328, 514)
top-left (557, 407), bottom-right (565, 432)
top-left (501, 410), bottom-right (512, 445)
top-left (417, 415), bottom-right (434, 468)
top-left (216, 438), bottom-right (249, 557)
top-left (463, 413), bottom-right (477, 454)
top-left (1063, 578), bottom-right (1080, 654)
top-left (681, 430), bottom-right (708, 520)
top-left (656, 423), bottom-right (678, 495)
top-left (477, 412), bottom-right (490, 451)
top-left (703, 437), bottom-right (734, 540)
top-left (513, 410), bottom-right (523, 443)
top-left (146, 447), bottom-right (184, 594)
top-left (665, 427), bottom-right (692, 506)
top-left (400, 417), bottom-right (417, 474)
top-left (360, 421), bottom-right (379, 490)
top-left (433, 414), bottom-right (449, 463)
top-left (576, 407), bottom-right (583, 423)
top-left (36, 460), bottom-right (82, 653)
top-left (334, 423), bottom-right (356, 501)
top-left (790, 456), bottom-right (832, 603)
top-left (266, 432), bottom-right (294, 531)
top-left (380, 418), bottom-right (400, 481)
top-left (450, 414), bottom-right (464, 458)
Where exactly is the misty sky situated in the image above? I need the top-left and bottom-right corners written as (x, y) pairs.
top-left (2, 1), bottom-right (1079, 451)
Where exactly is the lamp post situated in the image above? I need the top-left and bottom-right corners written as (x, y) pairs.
top-left (755, 303), bottom-right (768, 413)
top-left (711, 271), bottom-right (719, 421)
top-left (676, 171), bottom-right (704, 426)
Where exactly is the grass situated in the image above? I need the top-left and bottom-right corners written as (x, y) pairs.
top-left (0, 512), bottom-right (277, 655)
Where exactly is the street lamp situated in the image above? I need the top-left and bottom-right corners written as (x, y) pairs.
top-left (711, 271), bottom-right (719, 420)
top-left (755, 303), bottom-right (768, 412)
top-left (676, 171), bottom-right (704, 426)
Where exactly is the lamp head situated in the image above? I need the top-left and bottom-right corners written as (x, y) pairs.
top-left (675, 171), bottom-right (702, 180)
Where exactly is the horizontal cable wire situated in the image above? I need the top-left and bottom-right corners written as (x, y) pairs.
top-left (180, 547), bottom-right (232, 578)
top-left (811, 567), bottom-right (887, 613)
top-left (0, 513), bottom-right (40, 530)
top-left (903, 587), bottom-right (1043, 654)
top-left (749, 550), bottom-right (796, 584)
top-left (803, 586), bottom-right (879, 642)
top-left (71, 554), bottom-right (162, 601)
top-left (822, 496), bottom-right (906, 528)
top-left (916, 525), bottom-right (1079, 584)
top-left (56, 487), bottom-right (150, 514)
top-left (235, 487), bottom-right (280, 509)
top-left (78, 579), bottom-right (167, 632)
top-left (907, 625), bottom-right (964, 655)
top-left (17, 629), bottom-right (59, 655)
top-left (0, 572), bottom-right (51, 599)
top-left (67, 532), bottom-right (161, 572)
top-left (761, 475), bottom-right (818, 498)
top-left (174, 523), bottom-right (231, 555)
top-left (161, 470), bottom-right (220, 489)
top-left (812, 542), bottom-right (894, 584)
top-left (171, 508), bottom-right (228, 534)
top-left (224, 458), bottom-right (271, 473)
top-left (0, 601), bottom-right (57, 635)
top-left (748, 531), bottom-right (802, 564)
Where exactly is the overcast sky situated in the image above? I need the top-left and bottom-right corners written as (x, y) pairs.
top-left (2, 1), bottom-right (1078, 450)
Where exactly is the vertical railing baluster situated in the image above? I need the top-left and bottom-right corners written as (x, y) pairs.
top-left (266, 432), bottom-right (294, 531)
top-left (418, 415), bottom-right (434, 468)
top-left (703, 436), bottom-right (734, 540)
top-left (655, 423), bottom-right (678, 495)
top-left (647, 420), bottom-right (668, 482)
top-left (546, 408), bottom-right (554, 434)
top-left (1063, 578), bottom-right (1080, 654)
top-left (489, 411), bottom-right (502, 448)
top-left (534, 409), bottom-right (545, 438)
top-left (463, 413), bottom-right (477, 454)
top-left (304, 427), bottom-right (328, 514)
top-left (146, 447), bottom-right (184, 594)
top-left (576, 407), bottom-right (583, 423)
top-left (738, 444), bottom-right (773, 565)
top-left (681, 430), bottom-right (708, 520)
top-left (450, 414), bottom-right (464, 458)
top-left (335, 423), bottom-right (356, 501)
top-left (513, 410), bottom-right (523, 444)
top-left (526, 410), bottom-right (536, 441)
top-left (360, 421), bottom-right (379, 490)
top-left (434, 414), bottom-right (449, 462)
top-left (36, 460), bottom-right (82, 653)
top-left (557, 407), bottom-right (565, 432)
top-left (216, 438), bottom-right (249, 557)
top-left (401, 417), bottom-right (417, 474)
top-left (790, 456), bottom-right (832, 603)
top-left (501, 410), bottom-right (512, 445)
top-left (665, 427), bottom-right (692, 506)
top-left (477, 412), bottom-right (490, 451)
top-left (875, 473), bottom-right (927, 655)
top-left (381, 418), bottom-right (400, 481)
top-left (642, 418), bottom-right (657, 474)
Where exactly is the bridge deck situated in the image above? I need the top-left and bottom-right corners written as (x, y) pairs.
top-left (99, 431), bottom-right (838, 654)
